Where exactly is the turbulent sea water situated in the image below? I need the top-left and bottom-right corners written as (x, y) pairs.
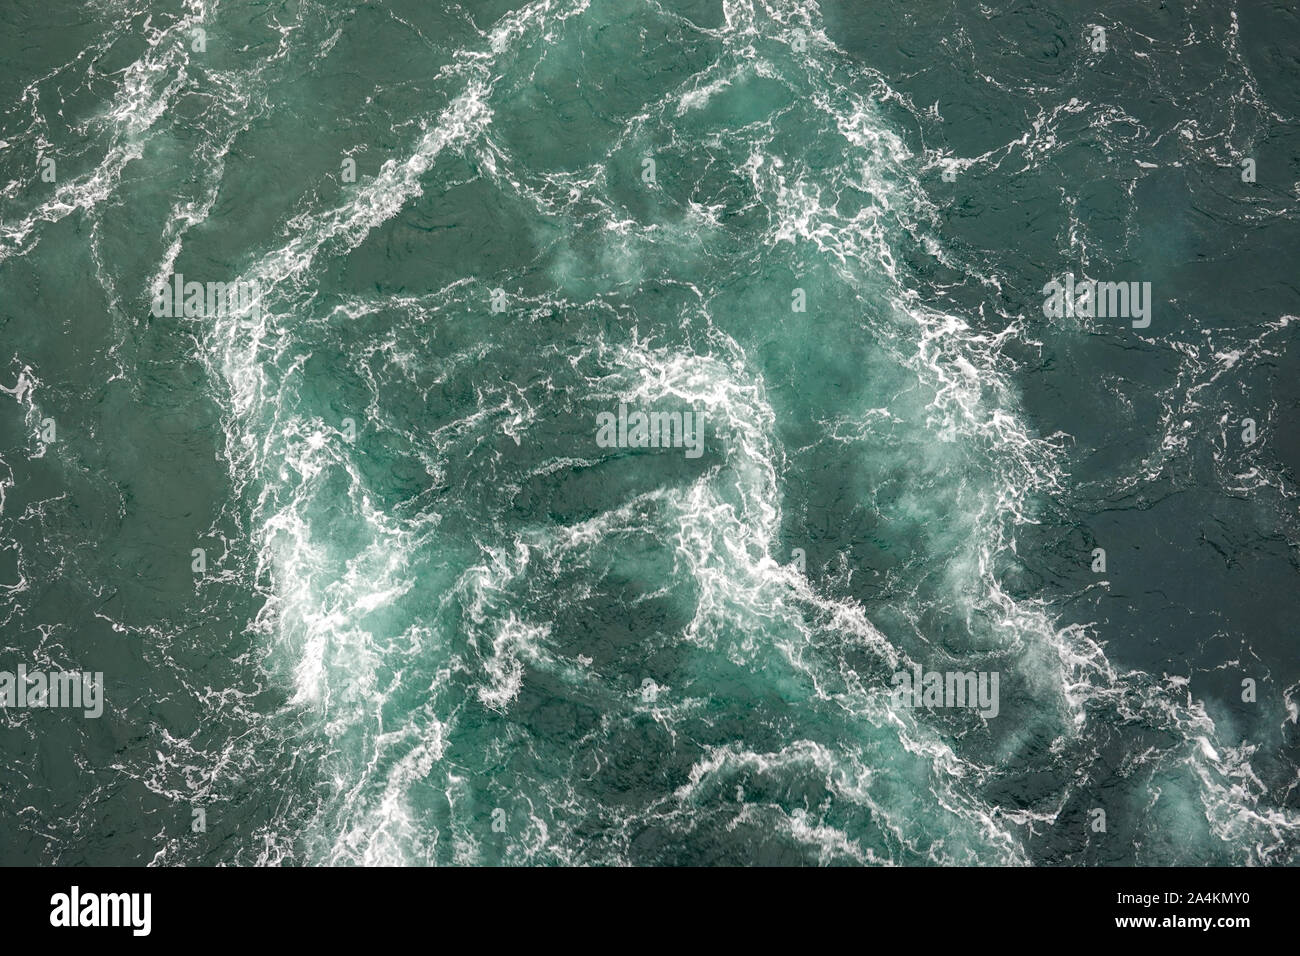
top-left (1, 0), bottom-right (1298, 866)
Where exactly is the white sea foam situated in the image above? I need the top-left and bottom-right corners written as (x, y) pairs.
top-left (179, 0), bottom-right (1298, 865)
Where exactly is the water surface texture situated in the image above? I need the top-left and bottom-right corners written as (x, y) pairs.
top-left (0, 0), bottom-right (1298, 865)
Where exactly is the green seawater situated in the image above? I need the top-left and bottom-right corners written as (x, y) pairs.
top-left (0, 0), bottom-right (1297, 865)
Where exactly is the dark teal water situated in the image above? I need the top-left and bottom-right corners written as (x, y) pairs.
top-left (0, 0), bottom-right (1297, 865)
